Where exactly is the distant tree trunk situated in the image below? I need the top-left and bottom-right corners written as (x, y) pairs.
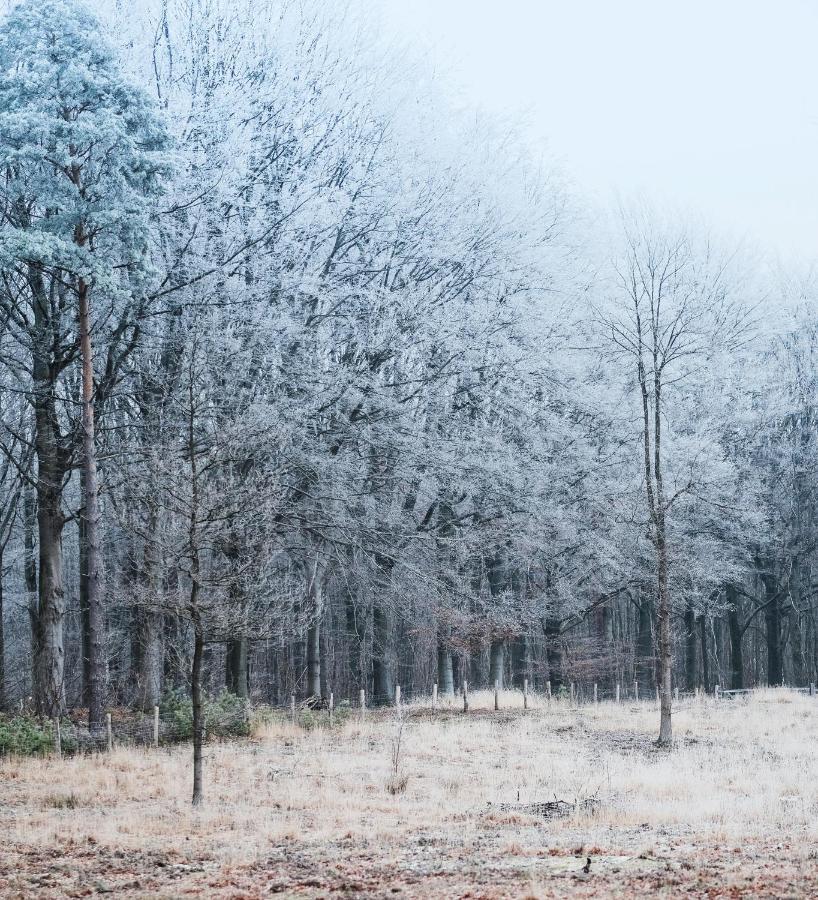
top-left (136, 512), bottom-right (164, 710)
top-left (699, 616), bottom-right (710, 692)
top-left (762, 572), bottom-right (782, 686)
top-left (225, 639), bottom-right (248, 699)
top-left (137, 610), bottom-right (165, 709)
top-left (191, 622), bottom-right (204, 806)
top-left (544, 618), bottom-right (564, 690)
top-left (635, 594), bottom-right (654, 689)
top-left (726, 584), bottom-right (744, 690)
top-left (437, 642), bottom-right (454, 695)
top-left (78, 276), bottom-right (106, 730)
top-left (372, 602), bottom-right (393, 704)
top-left (305, 561), bottom-right (322, 699)
top-left (510, 635), bottom-right (528, 687)
top-left (788, 560), bottom-right (805, 686)
top-left (344, 592), bottom-right (364, 689)
top-left (305, 624), bottom-right (321, 699)
top-left (684, 601), bottom-right (697, 692)
top-left (24, 487), bottom-right (39, 702)
top-left (489, 640), bottom-right (505, 689)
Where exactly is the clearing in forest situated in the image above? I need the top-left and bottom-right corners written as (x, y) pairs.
top-left (2, 689), bottom-right (818, 898)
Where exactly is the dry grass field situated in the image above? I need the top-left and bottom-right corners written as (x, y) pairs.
top-left (2, 689), bottom-right (818, 898)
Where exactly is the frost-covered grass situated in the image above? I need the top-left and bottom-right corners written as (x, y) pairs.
top-left (2, 689), bottom-right (818, 896)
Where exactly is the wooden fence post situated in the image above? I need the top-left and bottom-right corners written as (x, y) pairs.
top-left (570, 682), bottom-right (575, 704)
top-left (329, 692), bottom-right (334, 727)
top-left (811, 683), bottom-right (815, 697)
top-left (494, 680), bottom-right (499, 711)
top-left (153, 705), bottom-right (159, 747)
top-left (359, 689), bottom-right (366, 723)
top-left (715, 684), bottom-right (720, 701)
top-left (395, 685), bottom-right (401, 711)
top-left (616, 683), bottom-right (621, 704)
top-left (463, 680), bottom-right (469, 713)
top-left (634, 681), bottom-right (639, 702)
top-left (432, 683), bottom-right (438, 709)
top-left (523, 679), bottom-right (529, 710)
top-left (546, 680), bottom-right (552, 701)
top-left (290, 694), bottom-right (296, 724)
top-left (674, 687), bottom-right (679, 703)
top-left (593, 683), bottom-right (598, 704)
top-left (106, 712), bottom-right (112, 752)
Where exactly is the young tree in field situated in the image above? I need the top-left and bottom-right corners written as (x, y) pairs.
top-left (125, 315), bottom-right (290, 805)
top-left (0, 0), bottom-right (171, 723)
top-left (598, 208), bottom-right (752, 744)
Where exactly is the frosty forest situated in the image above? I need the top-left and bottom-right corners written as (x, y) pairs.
top-left (1, 0), bottom-right (818, 896)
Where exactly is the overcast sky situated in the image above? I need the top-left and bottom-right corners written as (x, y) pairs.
top-left (379, 0), bottom-right (818, 262)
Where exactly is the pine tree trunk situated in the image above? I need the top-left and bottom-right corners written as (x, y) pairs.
top-left (78, 477), bottom-right (91, 706)
top-left (31, 264), bottom-right (66, 718)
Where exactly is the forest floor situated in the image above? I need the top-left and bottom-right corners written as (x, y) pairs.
top-left (2, 689), bottom-right (818, 898)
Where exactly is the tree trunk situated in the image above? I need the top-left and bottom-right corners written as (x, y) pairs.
top-left (191, 624), bottom-right (204, 806)
top-left (24, 487), bottom-right (39, 703)
top-left (31, 263), bottom-right (66, 718)
top-left (437, 643), bottom-right (454, 695)
top-left (0, 552), bottom-right (5, 711)
top-left (372, 603), bottom-right (393, 704)
top-left (699, 615), bottom-right (710, 692)
top-left (635, 593), bottom-right (655, 689)
top-left (489, 640), bottom-right (505, 689)
top-left (78, 277), bottom-right (106, 730)
top-left (684, 601), bottom-right (697, 692)
top-left (656, 536), bottom-right (672, 745)
top-left (78, 474), bottom-right (91, 706)
top-left (137, 610), bottom-right (164, 709)
top-left (305, 624), bottom-right (321, 699)
top-left (544, 617), bottom-right (564, 691)
top-left (225, 639), bottom-right (248, 699)
top-left (762, 573), bottom-right (782, 686)
top-left (305, 561), bottom-right (322, 699)
top-left (726, 584), bottom-right (744, 690)
top-left (35, 481), bottom-right (65, 718)
top-left (510, 635), bottom-right (529, 688)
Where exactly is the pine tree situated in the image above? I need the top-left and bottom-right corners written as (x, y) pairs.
top-left (0, 0), bottom-right (172, 724)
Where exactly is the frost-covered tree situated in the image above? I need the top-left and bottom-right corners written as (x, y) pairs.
top-left (0, 0), bottom-right (171, 722)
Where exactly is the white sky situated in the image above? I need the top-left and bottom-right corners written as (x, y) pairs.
top-left (378, 0), bottom-right (818, 262)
